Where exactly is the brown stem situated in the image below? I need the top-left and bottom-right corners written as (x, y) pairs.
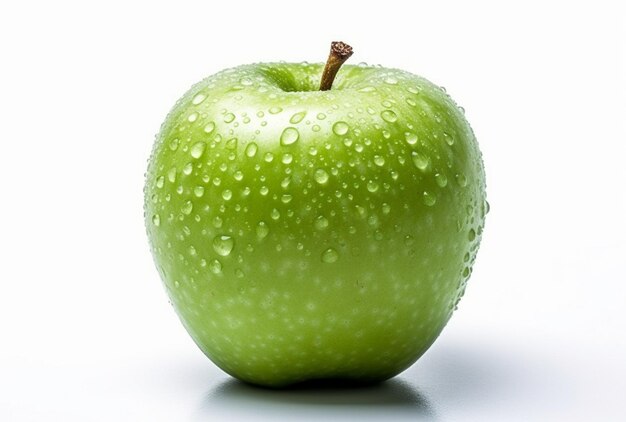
top-left (319, 41), bottom-right (354, 91)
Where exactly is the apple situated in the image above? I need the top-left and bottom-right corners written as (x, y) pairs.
top-left (144, 42), bottom-right (487, 387)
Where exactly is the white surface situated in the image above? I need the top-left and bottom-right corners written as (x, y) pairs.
top-left (1, 1), bottom-right (625, 421)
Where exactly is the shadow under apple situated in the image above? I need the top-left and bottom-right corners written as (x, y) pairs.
top-left (195, 377), bottom-right (437, 421)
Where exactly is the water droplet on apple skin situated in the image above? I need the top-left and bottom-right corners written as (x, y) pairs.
top-left (192, 93), bottom-right (206, 105)
top-left (209, 259), bottom-right (222, 274)
top-left (435, 173), bottom-right (448, 187)
top-left (213, 235), bottom-right (234, 256)
top-left (332, 121), bottom-right (349, 136)
top-left (321, 248), bottom-right (339, 263)
top-left (280, 127), bottom-right (299, 145)
top-left (245, 142), bottom-right (258, 157)
top-left (269, 106), bottom-right (282, 114)
top-left (193, 186), bottom-right (205, 197)
top-left (256, 221), bottom-right (269, 239)
top-left (203, 122), bottom-right (215, 133)
top-left (468, 229), bottom-right (476, 241)
top-left (314, 169), bottom-right (329, 185)
top-left (411, 151), bottom-right (430, 171)
top-left (381, 110), bottom-right (397, 123)
top-left (423, 191), bottom-right (437, 206)
top-left (189, 143), bottom-right (206, 161)
top-left (181, 200), bottom-right (193, 215)
top-left (289, 111), bottom-right (306, 124)
top-left (314, 215), bottom-right (329, 230)
top-left (367, 181), bottom-right (379, 192)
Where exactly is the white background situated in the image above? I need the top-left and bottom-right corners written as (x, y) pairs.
top-left (1, 1), bottom-right (625, 420)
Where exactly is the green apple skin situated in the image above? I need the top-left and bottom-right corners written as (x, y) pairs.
top-left (144, 62), bottom-right (487, 387)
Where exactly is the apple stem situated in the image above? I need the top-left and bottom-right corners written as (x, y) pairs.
top-left (319, 41), bottom-right (354, 91)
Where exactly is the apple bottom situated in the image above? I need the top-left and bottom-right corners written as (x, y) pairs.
top-left (167, 258), bottom-right (458, 387)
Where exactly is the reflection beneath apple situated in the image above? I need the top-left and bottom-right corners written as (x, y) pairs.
top-left (195, 377), bottom-right (436, 421)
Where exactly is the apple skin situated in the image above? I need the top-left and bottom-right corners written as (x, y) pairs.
top-left (144, 62), bottom-right (487, 387)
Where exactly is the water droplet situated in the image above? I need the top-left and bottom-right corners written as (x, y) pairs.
top-left (213, 235), bottom-right (234, 256)
top-left (203, 122), bottom-right (215, 133)
top-left (290, 111), bottom-right (306, 124)
top-left (404, 235), bottom-right (415, 246)
top-left (169, 138), bottom-right (180, 151)
top-left (259, 186), bottom-right (269, 196)
top-left (271, 208), bottom-right (280, 220)
top-left (316, 113), bottom-right (327, 120)
top-left (245, 142), bottom-right (258, 158)
top-left (412, 151), bottom-right (430, 171)
top-left (358, 86), bottom-right (376, 92)
top-left (222, 189), bottom-right (232, 200)
top-left (312, 124), bottom-right (321, 132)
top-left (321, 248), bottom-right (339, 263)
top-left (225, 138), bottom-right (237, 150)
top-left (484, 200), bottom-right (491, 215)
top-left (423, 191), bottom-right (437, 206)
top-left (280, 127), bottom-right (299, 145)
top-left (264, 152), bottom-right (274, 162)
top-left (152, 214), bottom-right (160, 226)
top-left (443, 132), bottom-right (455, 146)
top-left (188, 245), bottom-right (197, 256)
top-left (182, 162), bottom-right (193, 175)
top-left (373, 155), bottom-right (385, 166)
top-left (240, 77), bottom-right (253, 86)
top-left (188, 112), bottom-right (198, 122)
top-left (223, 113), bottom-right (235, 123)
top-left (281, 153), bottom-right (293, 164)
top-left (269, 106), bottom-right (282, 114)
top-left (190, 142), bottom-right (206, 159)
top-left (314, 215), bottom-right (329, 230)
top-left (367, 180), bottom-right (379, 192)
top-left (468, 229), bottom-right (476, 241)
top-left (456, 173), bottom-right (468, 187)
top-left (256, 221), bottom-right (269, 239)
top-left (167, 167), bottom-right (177, 183)
top-left (435, 173), bottom-right (448, 187)
top-left (384, 76), bottom-right (398, 85)
top-left (209, 259), bottom-right (222, 274)
top-left (332, 121), bottom-right (349, 136)
top-left (181, 200), bottom-right (194, 215)
top-left (405, 132), bottom-right (418, 145)
top-left (192, 93), bottom-right (206, 105)
top-left (381, 110), bottom-right (397, 123)
top-left (193, 186), bottom-right (205, 197)
top-left (382, 203), bottom-right (391, 214)
top-left (156, 176), bottom-right (165, 188)
top-left (314, 169), bottom-right (329, 184)
top-left (355, 205), bottom-right (367, 218)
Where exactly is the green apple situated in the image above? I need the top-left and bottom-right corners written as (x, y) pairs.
top-left (144, 42), bottom-right (487, 387)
